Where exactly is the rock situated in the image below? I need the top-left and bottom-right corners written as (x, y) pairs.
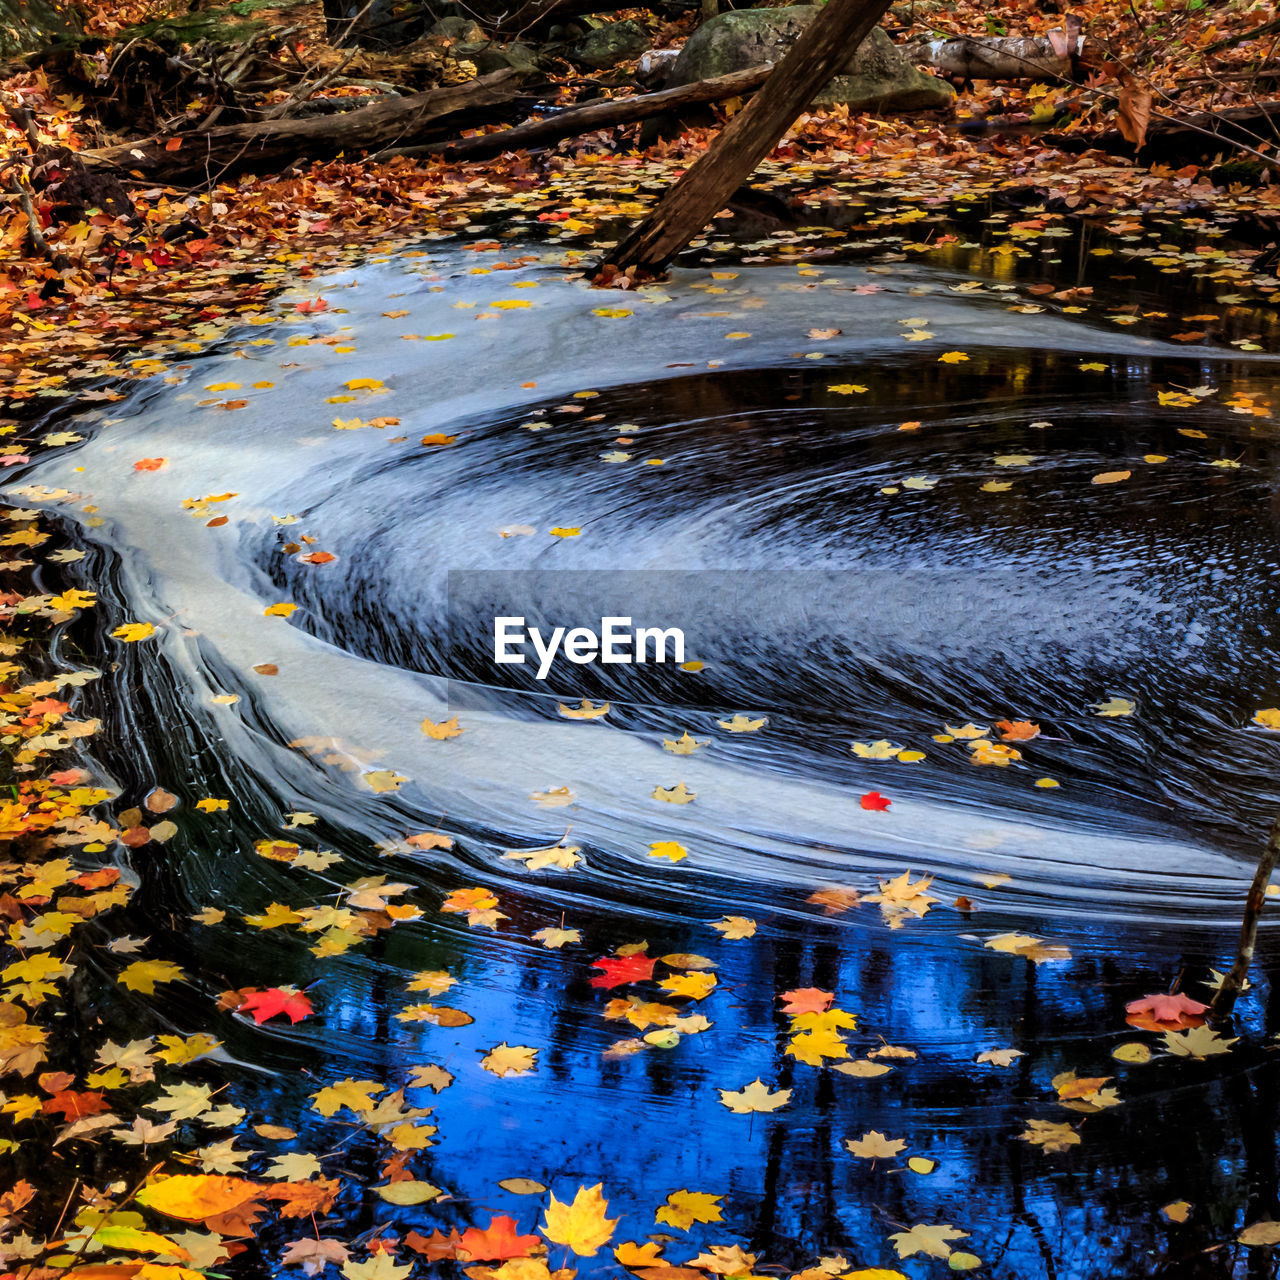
top-left (0, 0), bottom-right (76, 54)
top-left (568, 19), bottom-right (650, 70)
top-left (465, 41), bottom-right (543, 74)
top-left (668, 6), bottom-right (954, 113)
top-left (428, 16), bottom-right (488, 43)
top-left (636, 47), bottom-right (681, 87)
top-left (500, 42), bottom-right (543, 73)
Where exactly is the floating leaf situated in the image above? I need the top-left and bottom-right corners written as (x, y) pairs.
top-left (112, 622), bottom-right (156, 642)
top-left (717, 1079), bottom-right (791, 1113)
top-left (1020, 1119), bottom-right (1080, 1152)
top-left (541, 1184), bottom-right (618, 1257)
top-left (655, 1190), bottom-right (723, 1230)
top-left (845, 1131), bottom-right (906, 1160)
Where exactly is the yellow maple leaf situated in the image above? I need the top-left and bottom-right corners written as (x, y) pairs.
top-left (984, 933), bottom-right (1071, 963)
top-left (112, 623), bottom-right (156, 642)
top-left (481, 1043), bottom-right (538, 1077)
top-left (648, 841), bottom-right (687, 862)
top-left (652, 782), bottom-right (695, 803)
top-left (421, 715), bottom-right (464, 739)
top-left (845, 1130), bottom-right (907, 1160)
top-left (541, 1184), bottom-right (618, 1256)
top-left (136, 1174), bottom-right (262, 1221)
top-left (363, 770), bottom-right (407, 793)
top-left (406, 970), bottom-right (456, 995)
top-left (710, 916), bottom-right (756, 939)
top-left (263, 603), bottom-right (298, 618)
top-left (154, 1033), bottom-right (219, 1066)
top-left (1092, 696), bottom-right (1134, 717)
top-left (969, 739), bottom-right (1021, 767)
top-left (717, 713), bottom-right (767, 732)
top-left (503, 843), bottom-right (581, 871)
top-left (311, 1078), bottom-right (386, 1117)
top-left (558, 699), bottom-right (609, 720)
top-left (717, 1079), bottom-right (791, 1113)
top-left (615, 1241), bottom-right (665, 1267)
top-left (1019, 1119), bottom-right (1080, 1152)
top-left (118, 960), bottom-right (185, 994)
top-left (659, 972), bottom-right (716, 1000)
top-left (655, 1190), bottom-right (723, 1230)
top-left (787, 1027), bottom-right (850, 1066)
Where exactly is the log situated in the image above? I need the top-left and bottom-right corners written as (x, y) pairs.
top-left (411, 65), bottom-right (772, 162)
top-left (594, 0), bottom-right (896, 281)
top-left (79, 69), bottom-right (527, 180)
top-left (903, 35), bottom-right (1072, 81)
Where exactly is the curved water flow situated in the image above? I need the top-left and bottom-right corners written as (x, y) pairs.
top-left (22, 250), bottom-right (1280, 926)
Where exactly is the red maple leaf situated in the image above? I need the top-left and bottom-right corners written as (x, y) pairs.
top-left (589, 954), bottom-right (656, 989)
top-left (1125, 992), bottom-right (1208, 1031)
top-left (42, 1090), bottom-right (109, 1121)
top-left (406, 1229), bottom-right (463, 1262)
top-left (236, 986), bottom-right (315, 1024)
top-left (458, 1216), bottom-right (542, 1262)
top-left (294, 298), bottom-right (328, 313)
top-left (779, 988), bottom-right (833, 1015)
top-left (860, 791), bottom-right (891, 811)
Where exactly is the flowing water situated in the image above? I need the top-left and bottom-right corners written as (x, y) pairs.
top-left (17, 236), bottom-right (1280, 1278)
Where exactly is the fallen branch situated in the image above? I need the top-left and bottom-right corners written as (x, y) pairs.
top-left (595, 0), bottom-right (895, 281)
top-left (78, 70), bottom-right (528, 180)
top-left (5, 171), bottom-right (69, 270)
top-left (1211, 810), bottom-right (1280, 1018)
top-left (1044, 98), bottom-right (1280, 172)
top-left (401, 65), bottom-right (772, 162)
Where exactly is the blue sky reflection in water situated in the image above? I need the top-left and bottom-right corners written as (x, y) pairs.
top-left (19, 245), bottom-right (1280, 1279)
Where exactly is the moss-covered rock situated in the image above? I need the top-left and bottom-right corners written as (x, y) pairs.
top-left (116, 0), bottom-right (310, 48)
top-left (669, 6), bottom-right (954, 113)
top-left (0, 0), bottom-right (80, 57)
top-left (568, 18), bottom-right (649, 69)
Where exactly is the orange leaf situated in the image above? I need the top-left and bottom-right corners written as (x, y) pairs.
top-left (778, 988), bottom-right (833, 1015)
top-left (995, 720), bottom-right (1040, 741)
top-left (459, 1216), bottom-right (543, 1261)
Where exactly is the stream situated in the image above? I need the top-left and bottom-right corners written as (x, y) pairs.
top-left (16, 233), bottom-right (1280, 1278)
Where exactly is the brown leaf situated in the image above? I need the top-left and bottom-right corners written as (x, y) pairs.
top-left (145, 787), bottom-right (178, 813)
top-left (1117, 84), bottom-right (1152, 149)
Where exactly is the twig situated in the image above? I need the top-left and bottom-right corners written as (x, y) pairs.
top-left (1200, 14), bottom-right (1280, 58)
top-left (5, 171), bottom-right (68, 270)
top-left (1211, 811), bottom-right (1280, 1018)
